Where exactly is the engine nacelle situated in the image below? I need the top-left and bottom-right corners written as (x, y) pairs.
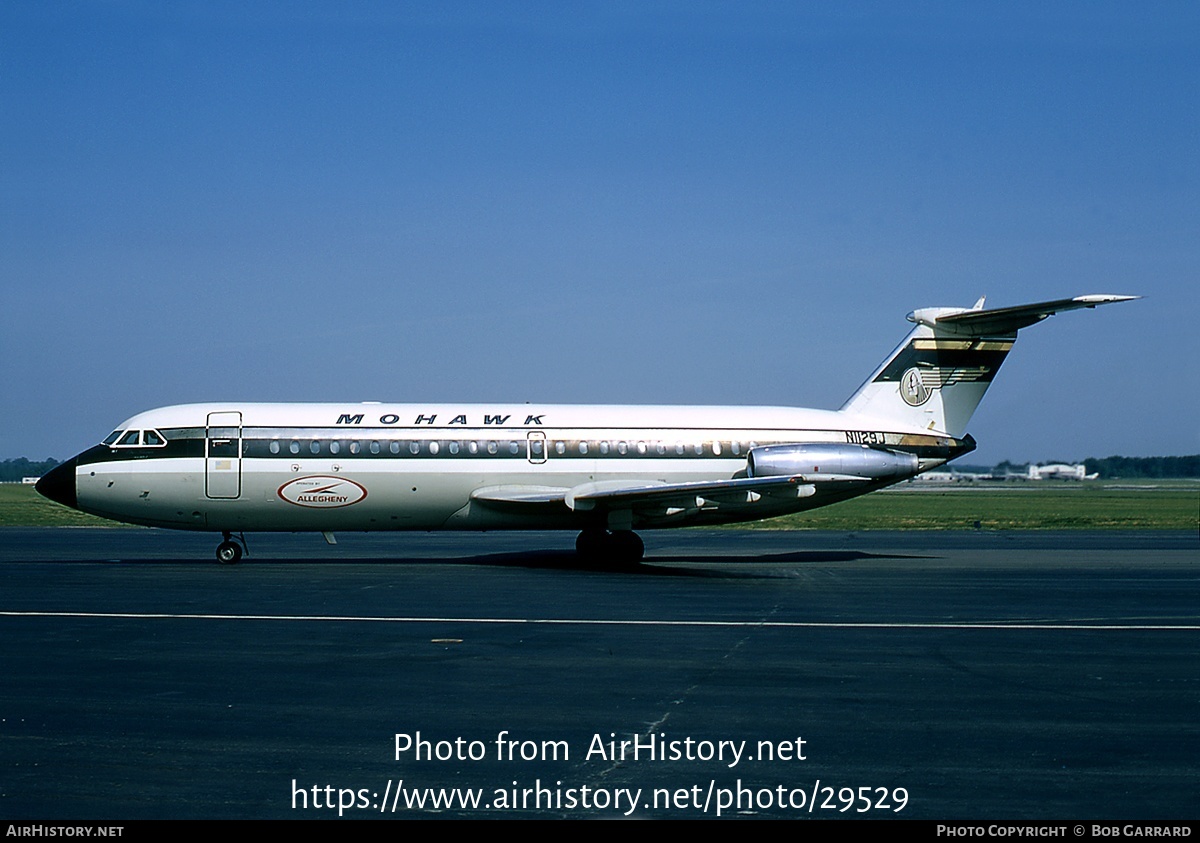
top-left (746, 443), bottom-right (919, 480)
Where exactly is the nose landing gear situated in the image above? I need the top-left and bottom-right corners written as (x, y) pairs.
top-left (215, 532), bottom-right (247, 564)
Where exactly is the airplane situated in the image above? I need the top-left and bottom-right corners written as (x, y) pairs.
top-left (36, 294), bottom-right (1137, 564)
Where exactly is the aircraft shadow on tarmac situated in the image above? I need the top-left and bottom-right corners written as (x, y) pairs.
top-left (88, 548), bottom-right (933, 578)
top-left (471, 548), bottom-right (935, 577)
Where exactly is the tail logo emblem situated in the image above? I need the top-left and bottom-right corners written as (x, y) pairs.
top-left (900, 367), bottom-right (932, 406)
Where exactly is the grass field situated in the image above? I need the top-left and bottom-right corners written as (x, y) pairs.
top-left (0, 484), bottom-right (116, 526)
top-left (2, 480), bottom-right (1195, 530)
top-left (741, 481), bottom-right (1198, 531)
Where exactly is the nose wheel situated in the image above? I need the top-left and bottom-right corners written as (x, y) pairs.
top-left (216, 532), bottom-right (247, 564)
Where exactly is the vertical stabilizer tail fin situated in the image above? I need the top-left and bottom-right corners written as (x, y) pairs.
top-left (839, 294), bottom-right (1138, 437)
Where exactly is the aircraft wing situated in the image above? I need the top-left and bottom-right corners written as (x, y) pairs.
top-left (470, 473), bottom-right (879, 515)
top-left (564, 475), bottom-right (819, 511)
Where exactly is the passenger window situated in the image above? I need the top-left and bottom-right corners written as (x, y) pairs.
top-left (390, 441), bottom-right (401, 454)
top-left (290, 440), bottom-right (301, 455)
top-left (310, 440), bottom-right (321, 454)
top-left (429, 441), bottom-right (440, 455)
top-left (329, 441), bottom-right (341, 455)
top-left (468, 441), bottom-right (479, 454)
top-left (713, 441), bottom-right (723, 456)
top-left (269, 440), bottom-right (281, 455)
top-left (448, 441), bottom-right (460, 455)
top-left (555, 441), bottom-right (565, 455)
top-left (508, 441), bottom-right (520, 455)
top-left (409, 441), bottom-right (421, 455)
top-left (369, 441), bottom-right (380, 455)
top-left (486, 441), bottom-right (499, 455)
top-left (349, 441), bottom-right (361, 455)
top-left (579, 442), bottom-right (589, 455)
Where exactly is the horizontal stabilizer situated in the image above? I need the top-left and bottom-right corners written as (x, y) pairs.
top-left (909, 294), bottom-right (1140, 336)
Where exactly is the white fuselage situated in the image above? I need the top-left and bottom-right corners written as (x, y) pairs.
top-left (67, 401), bottom-right (956, 533)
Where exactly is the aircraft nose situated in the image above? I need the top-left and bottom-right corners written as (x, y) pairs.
top-left (35, 458), bottom-right (78, 509)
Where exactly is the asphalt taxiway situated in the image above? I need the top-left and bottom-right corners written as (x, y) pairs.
top-left (1, 528), bottom-right (1196, 819)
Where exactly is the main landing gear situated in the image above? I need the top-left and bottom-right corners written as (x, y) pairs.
top-left (575, 528), bottom-right (645, 564)
top-left (215, 532), bottom-right (247, 564)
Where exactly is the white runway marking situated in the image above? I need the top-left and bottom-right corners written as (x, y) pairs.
top-left (1, 610), bottom-right (1197, 630)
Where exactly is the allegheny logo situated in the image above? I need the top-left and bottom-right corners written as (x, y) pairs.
top-left (278, 476), bottom-right (367, 508)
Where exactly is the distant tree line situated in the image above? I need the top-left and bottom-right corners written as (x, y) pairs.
top-left (1082, 455), bottom-right (1200, 479)
top-left (0, 458), bottom-right (60, 482)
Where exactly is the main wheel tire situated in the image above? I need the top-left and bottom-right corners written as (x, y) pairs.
top-left (575, 528), bottom-right (606, 559)
top-left (216, 540), bottom-right (243, 564)
top-left (609, 530), bottom-right (645, 562)
top-left (576, 529), bottom-right (644, 565)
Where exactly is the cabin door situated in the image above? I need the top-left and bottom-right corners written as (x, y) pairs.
top-left (205, 411), bottom-right (243, 499)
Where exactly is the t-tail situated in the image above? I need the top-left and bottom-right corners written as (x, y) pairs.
top-left (839, 294), bottom-right (1139, 437)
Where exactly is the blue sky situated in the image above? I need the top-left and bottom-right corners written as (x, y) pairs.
top-left (3, 1), bottom-right (1196, 464)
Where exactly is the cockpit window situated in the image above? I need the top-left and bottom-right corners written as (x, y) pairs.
top-left (103, 430), bottom-right (122, 446)
top-left (110, 429), bottom-right (168, 448)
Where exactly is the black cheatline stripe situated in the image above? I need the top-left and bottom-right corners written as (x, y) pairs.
top-left (74, 430), bottom-right (971, 466)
